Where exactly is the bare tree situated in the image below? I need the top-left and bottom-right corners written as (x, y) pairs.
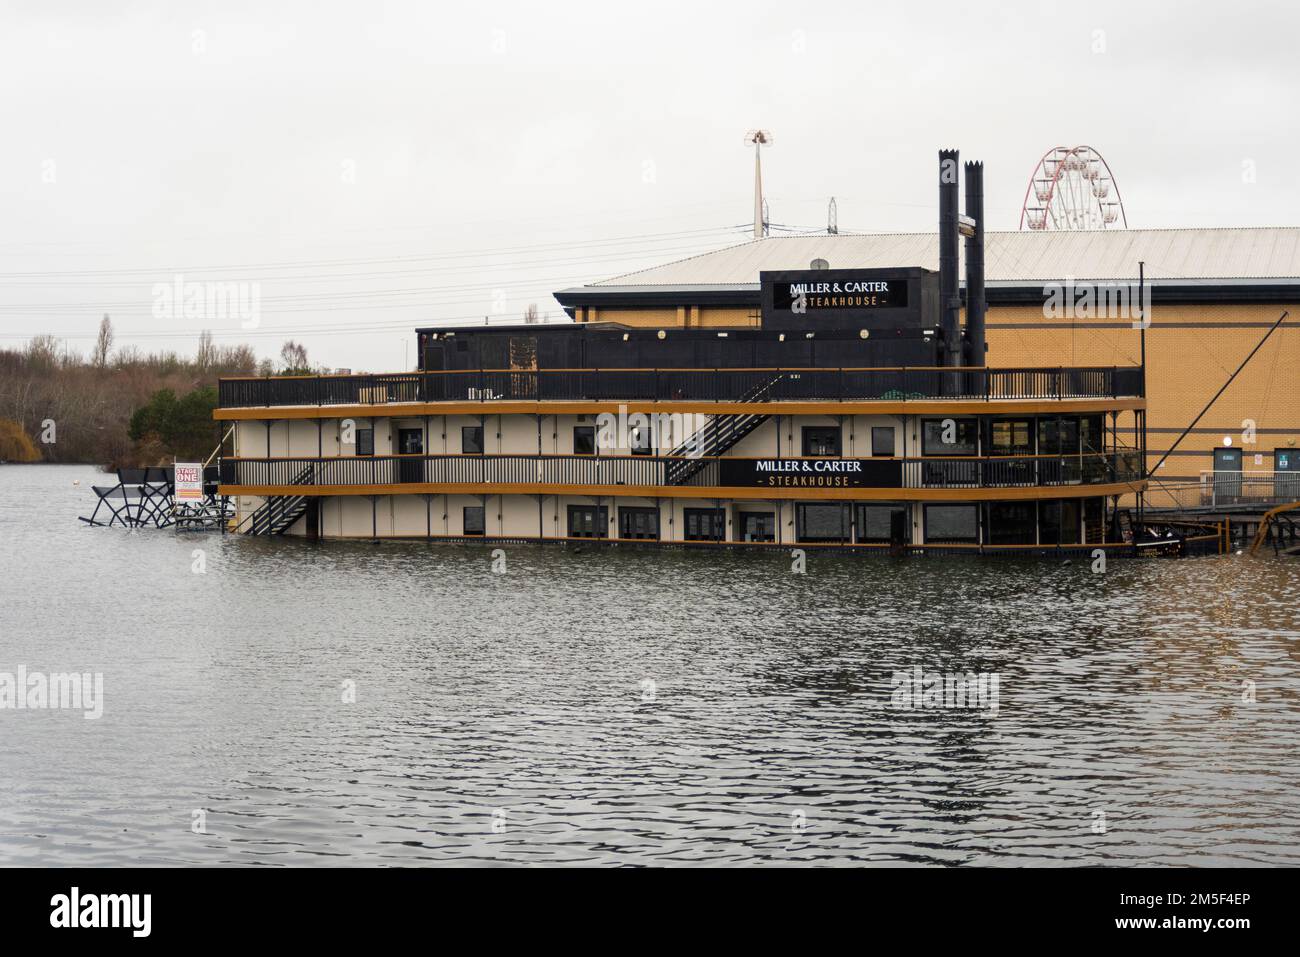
top-left (195, 330), bottom-right (216, 373)
top-left (279, 340), bottom-right (310, 373)
top-left (24, 335), bottom-right (62, 372)
top-left (523, 303), bottom-right (540, 324)
top-left (92, 315), bottom-right (114, 369)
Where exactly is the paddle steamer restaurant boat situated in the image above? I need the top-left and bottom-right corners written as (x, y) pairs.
top-left (215, 158), bottom-right (1174, 554)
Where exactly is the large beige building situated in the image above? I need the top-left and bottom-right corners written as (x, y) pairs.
top-left (554, 227), bottom-right (1300, 504)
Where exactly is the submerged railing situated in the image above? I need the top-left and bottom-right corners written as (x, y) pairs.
top-left (220, 452), bottom-right (1144, 491)
top-left (217, 366), bottom-right (1144, 409)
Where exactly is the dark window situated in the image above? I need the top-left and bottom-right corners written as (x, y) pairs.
top-left (739, 511), bottom-right (776, 543)
top-left (870, 426), bottom-right (896, 457)
top-left (618, 506), bottom-right (659, 540)
top-left (924, 504), bottom-right (978, 544)
top-left (462, 425), bottom-right (483, 455)
top-left (796, 503), bottom-right (851, 543)
top-left (463, 506), bottom-right (485, 536)
top-left (629, 422), bottom-right (652, 455)
top-left (1039, 500), bottom-right (1081, 546)
top-left (1080, 415), bottom-right (1105, 454)
top-left (855, 504), bottom-right (907, 544)
top-left (802, 426), bottom-right (841, 457)
top-left (397, 428), bottom-right (424, 455)
top-left (1084, 497), bottom-right (1106, 543)
top-left (1038, 416), bottom-right (1080, 456)
top-left (568, 504), bottom-right (608, 538)
top-left (683, 507), bottom-right (725, 541)
top-left (921, 418), bottom-right (978, 455)
top-left (355, 428), bottom-right (374, 456)
top-left (986, 502), bottom-right (1037, 545)
top-left (573, 426), bottom-right (596, 455)
top-left (989, 419), bottom-right (1034, 456)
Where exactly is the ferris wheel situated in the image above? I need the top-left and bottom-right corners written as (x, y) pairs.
top-left (1019, 145), bottom-right (1127, 231)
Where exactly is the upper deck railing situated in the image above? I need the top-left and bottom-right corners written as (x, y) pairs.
top-left (217, 366), bottom-right (1144, 409)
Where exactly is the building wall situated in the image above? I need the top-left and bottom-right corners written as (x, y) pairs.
top-left (986, 302), bottom-right (1300, 504)
top-left (580, 300), bottom-right (1300, 503)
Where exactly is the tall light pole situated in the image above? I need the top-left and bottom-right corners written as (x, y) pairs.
top-left (744, 130), bottom-right (773, 239)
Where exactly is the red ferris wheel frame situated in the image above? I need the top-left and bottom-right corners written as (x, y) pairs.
top-left (1018, 145), bottom-right (1128, 231)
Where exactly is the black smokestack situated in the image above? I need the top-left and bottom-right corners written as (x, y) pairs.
top-left (964, 160), bottom-right (986, 368)
top-left (938, 149), bottom-right (962, 368)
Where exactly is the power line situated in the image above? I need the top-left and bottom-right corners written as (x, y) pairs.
top-left (0, 226), bottom-right (744, 279)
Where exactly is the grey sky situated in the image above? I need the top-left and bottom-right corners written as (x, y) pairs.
top-left (2, 0), bottom-right (1296, 371)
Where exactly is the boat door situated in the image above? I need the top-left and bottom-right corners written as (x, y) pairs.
top-left (398, 428), bottom-right (424, 484)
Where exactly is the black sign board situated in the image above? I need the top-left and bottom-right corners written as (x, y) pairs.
top-left (718, 458), bottom-right (903, 489)
top-left (771, 277), bottom-right (907, 312)
top-left (760, 267), bottom-right (937, 332)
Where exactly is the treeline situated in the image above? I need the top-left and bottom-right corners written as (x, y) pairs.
top-left (0, 318), bottom-right (314, 468)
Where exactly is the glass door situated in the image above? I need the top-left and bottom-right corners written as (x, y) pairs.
top-left (398, 428), bottom-right (424, 483)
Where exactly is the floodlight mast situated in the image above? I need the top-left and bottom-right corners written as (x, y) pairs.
top-left (744, 130), bottom-right (773, 239)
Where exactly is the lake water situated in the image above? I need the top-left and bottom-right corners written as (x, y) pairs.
top-left (1, 463), bottom-right (1297, 866)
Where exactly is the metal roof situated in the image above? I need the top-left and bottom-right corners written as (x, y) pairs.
top-left (582, 227), bottom-right (1300, 288)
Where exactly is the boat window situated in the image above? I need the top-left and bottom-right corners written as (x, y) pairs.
top-left (921, 418), bottom-right (977, 456)
top-left (989, 419), bottom-right (1034, 456)
top-left (796, 503), bottom-right (851, 543)
top-left (618, 506), bottom-right (659, 540)
top-left (924, 504), bottom-right (978, 543)
top-left (683, 507), bottom-right (725, 541)
top-left (739, 511), bottom-right (776, 543)
top-left (568, 504), bottom-right (608, 538)
top-left (573, 426), bottom-right (596, 455)
top-left (463, 506), bottom-right (485, 536)
top-left (802, 426), bottom-right (841, 457)
top-left (986, 502), bottom-right (1037, 545)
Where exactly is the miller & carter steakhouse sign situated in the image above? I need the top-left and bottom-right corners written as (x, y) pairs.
top-left (759, 268), bottom-right (933, 331)
top-left (718, 458), bottom-right (903, 489)
top-left (771, 277), bottom-right (907, 312)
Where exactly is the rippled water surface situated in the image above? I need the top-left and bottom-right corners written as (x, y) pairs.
top-left (1, 464), bottom-right (1297, 866)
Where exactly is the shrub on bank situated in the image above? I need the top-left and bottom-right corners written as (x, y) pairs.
top-left (0, 418), bottom-right (41, 462)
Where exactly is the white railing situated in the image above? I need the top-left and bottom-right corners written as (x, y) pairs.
top-left (1194, 470), bottom-right (1300, 507)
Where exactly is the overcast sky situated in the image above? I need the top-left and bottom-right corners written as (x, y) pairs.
top-left (2, 0), bottom-right (1296, 371)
